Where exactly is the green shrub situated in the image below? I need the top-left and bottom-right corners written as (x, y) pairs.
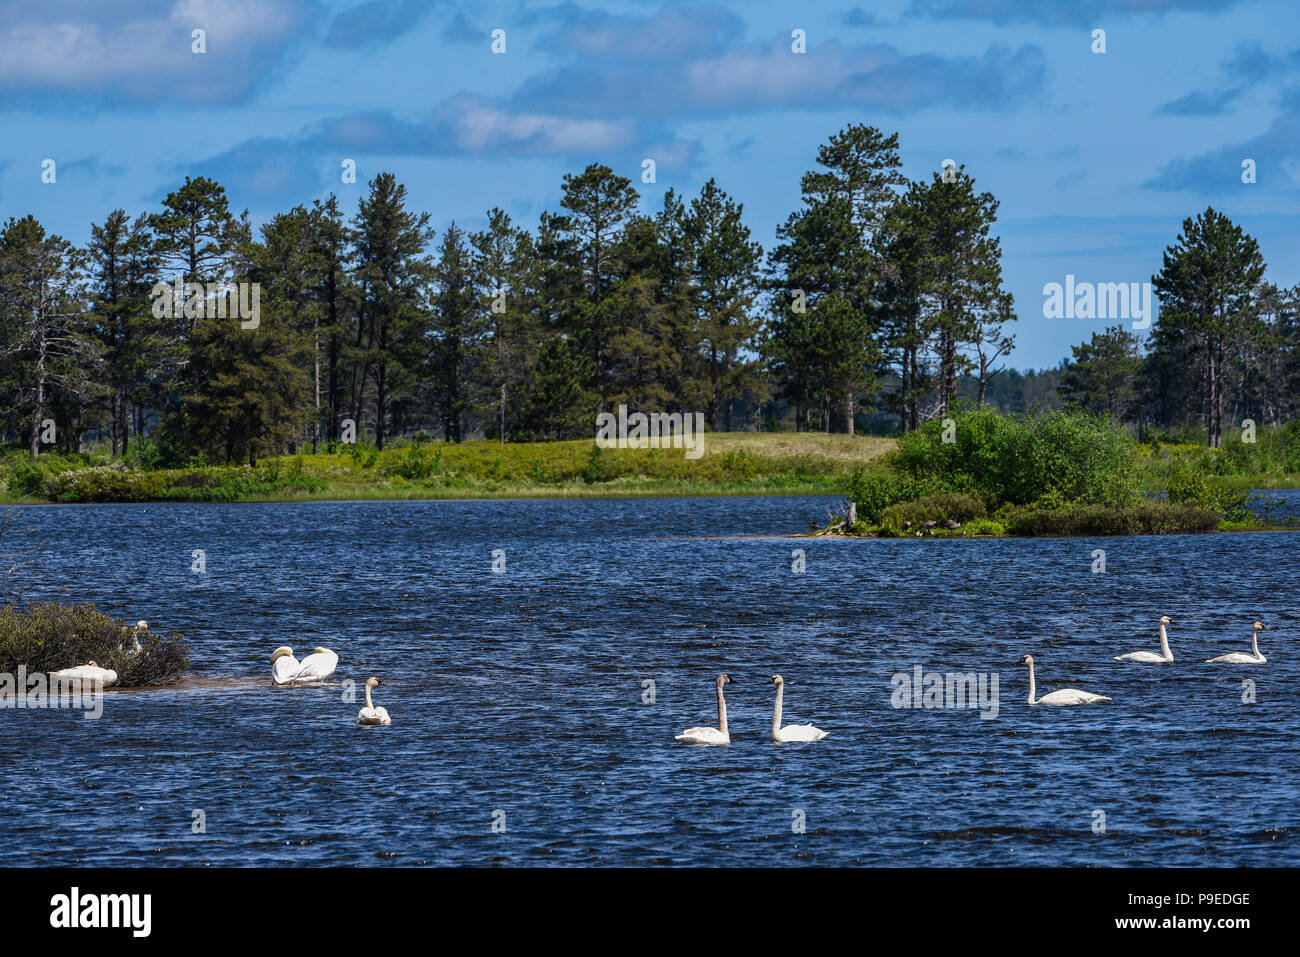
top-left (1166, 464), bottom-right (1255, 522)
top-left (847, 471), bottom-right (937, 522)
top-left (964, 517), bottom-right (1008, 536)
top-left (879, 492), bottom-right (987, 528)
top-left (891, 408), bottom-right (1141, 508)
top-left (0, 602), bottom-right (189, 686)
top-left (1005, 501), bottom-right (1221, 537)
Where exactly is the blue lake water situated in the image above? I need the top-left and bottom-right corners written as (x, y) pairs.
top-left (2, 492), bottom-right (1298, 866)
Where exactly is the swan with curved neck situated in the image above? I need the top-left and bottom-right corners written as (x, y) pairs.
top-left (1114, 615), bottom-right (1175, 662)
top-left (769, 675), bottom-right (827, 742)
top-left (675, 674), bottom-right (731, 745)
top-left (357, 677), bottom-right (391, 726)
top-left (270, 646), bottom-right (300, 685)
top-left (1205, 621), bottom-right (1267, 663)
top-left (1021, 655), bottom-right (1111, 706)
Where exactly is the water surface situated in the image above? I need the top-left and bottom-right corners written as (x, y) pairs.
top-left (2, 494), bottom-right (1297, 866)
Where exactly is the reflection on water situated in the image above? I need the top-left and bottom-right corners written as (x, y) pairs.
top-left (1, 494), bottom-right (1297, 866)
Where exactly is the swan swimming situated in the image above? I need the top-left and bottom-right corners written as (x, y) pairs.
top-left (50, 661), bottom-right (118, 688)
top-left (675, 674), bottom-right (731, 745)
top-left (270, 646), bottom-right (301, 685)
top-left (769, 675), bottom-right (827, 742)
top-left (1020, 655), bottom-right (1111, 706)
top-left (357, 677), bottom-right (391, 726)
top-left (1205, 621), bottom-right (1267, 663)
top-left (293, 646), bottom-right (339, 682)
top-left (1114, 615), bottom-right (1175, 662)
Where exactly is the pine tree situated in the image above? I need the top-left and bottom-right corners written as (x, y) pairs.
top-left (85, 210), bottom-right (160, 456)
top-left (0, 216), bottom-right (99, 456)
top-left (351, 173), bottom-right (434, 448)
top-left (1150, 207), bottom-right (1266, 447)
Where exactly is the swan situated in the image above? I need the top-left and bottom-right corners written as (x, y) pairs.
top-left (292, 646), bottom-right (339, 683)
top-left (1205, 621), bottom-right (1267, 663)
top-left (675, 674), bottom-right (731, 745)
top-left (50, 661), bottom-right (118, 688)
top-left (1114, 615), bottom-right (1175, 662)
top-left (357, 677), bottom-right (391, 726)
top-left (769, 675), bottom-right (828, 742)
top-left (127, 620), bottom-right (147, 656)
top-left (1021, 655), bottom-right (1111, 706)
top-left (270, 646), bottom-right (300, 685)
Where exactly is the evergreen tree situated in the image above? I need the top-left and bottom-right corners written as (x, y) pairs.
top-left (1150, 207), bottom-right (1266, 447)
top-left (351, 173), bottom-right (434, 448)
top-left (85, 210), bottom-right (160, 456)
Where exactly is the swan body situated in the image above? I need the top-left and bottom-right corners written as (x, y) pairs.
top-left (127, 620), bottom-right (147, 656)
top-left (50, 661), bottom-right (118, 688)
top-left (1114, 615), bottom-right (1174, 663)
top-left (1206, 621), bottom-right (1267, 663)
top-left (769, 675), bottom-right (828, 742)
top-left (676, 674), bottom-right (731, 744)
top-left (270, 646), bottom-right (301, 685)
top-left (357, 677), bottom-right (391, 726)
top-left (291, 646), bottom-right (338, 683)
top-left (1021, 655), bottom-right (1110, 706)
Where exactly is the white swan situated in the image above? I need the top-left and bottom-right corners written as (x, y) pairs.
top-left (292, 646), bottom-right (339, 683)
top-left (357, 677), bottom-right (391, 726)
top-left (270, 646), bottom-right (300, 685)
top-left (127, 620), bottom-right (147, 656)
top-left (769, 675), bottom-right (828, 742)
top-left (1114, 615), bottom-right (1175, 662)
top-left (1205, 621), bottom-right (1267, 663)
top-left (50, 661), bottom-right (118, 688)
top-left (1021, 655), bottom-right (1111, 706)
top-left (676, 674), bottom-right (731, 745)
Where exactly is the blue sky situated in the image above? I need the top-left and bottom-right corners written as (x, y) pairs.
top-left (2, 0), bottom-right (1299, 368)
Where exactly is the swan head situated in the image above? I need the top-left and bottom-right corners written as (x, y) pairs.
top-left (1253, 620), bottom-right (1266, 631)
top-left (715, 673), bottom-right (731, 687)
top-left (136, 620), bottom-right (148, 630)
top-left (270, 646), bottom-right (294, 663)
top-left (312, 646), bottom-right (331, 655)
top-left (1159, 615), bottom-right (1173, 625)
top-left (1020, 655), bottom-right (1034, 665)
top-left (366, 676), bottom-right (381, 689)
top-left (87, 661), bottom-right (98, 668)
top-left (770, 674), bottom-right (784, 686)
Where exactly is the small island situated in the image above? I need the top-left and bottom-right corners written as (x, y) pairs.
top-left (810, 408), bottom-right (1297, 538)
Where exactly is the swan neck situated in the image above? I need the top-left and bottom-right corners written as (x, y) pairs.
top-left (364, 684), bottom-right (374, 710)
top-left (771, 683), bottom-right (783, 734)
top-left (716, 683), bottom-right (728, 737)
top-left (1026, 660), bottom-right (1037, 705)
top-left (1159, 623), bottom-right (1172, 660)
top-left (1251, 630), bottom-right (1261, 659)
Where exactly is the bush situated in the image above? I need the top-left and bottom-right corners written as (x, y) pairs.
top-left (1166, 465), bottom-right (1255, 522)
top-left (891, 408), bottom-right (1141, 508)
top-left (879, 492), bottom-right (987, 529)
top-left (0, 602), bottom-right (189, 686)
top-left (963, 517), bottom-right (1008, 536)
top-left (847, 471), bottom-right (937, 522)
top-left (1005, 501), bottom-right (1221, 537)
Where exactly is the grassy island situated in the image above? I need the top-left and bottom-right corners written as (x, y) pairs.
top-left (816, 409), bottom-right (1297, 538)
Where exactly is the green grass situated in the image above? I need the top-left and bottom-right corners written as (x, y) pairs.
top-left (0, 433), bottom-right (894, 505)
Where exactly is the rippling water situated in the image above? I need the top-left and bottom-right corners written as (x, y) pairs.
top-left (2, 492), bottom-right (1298, 866)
